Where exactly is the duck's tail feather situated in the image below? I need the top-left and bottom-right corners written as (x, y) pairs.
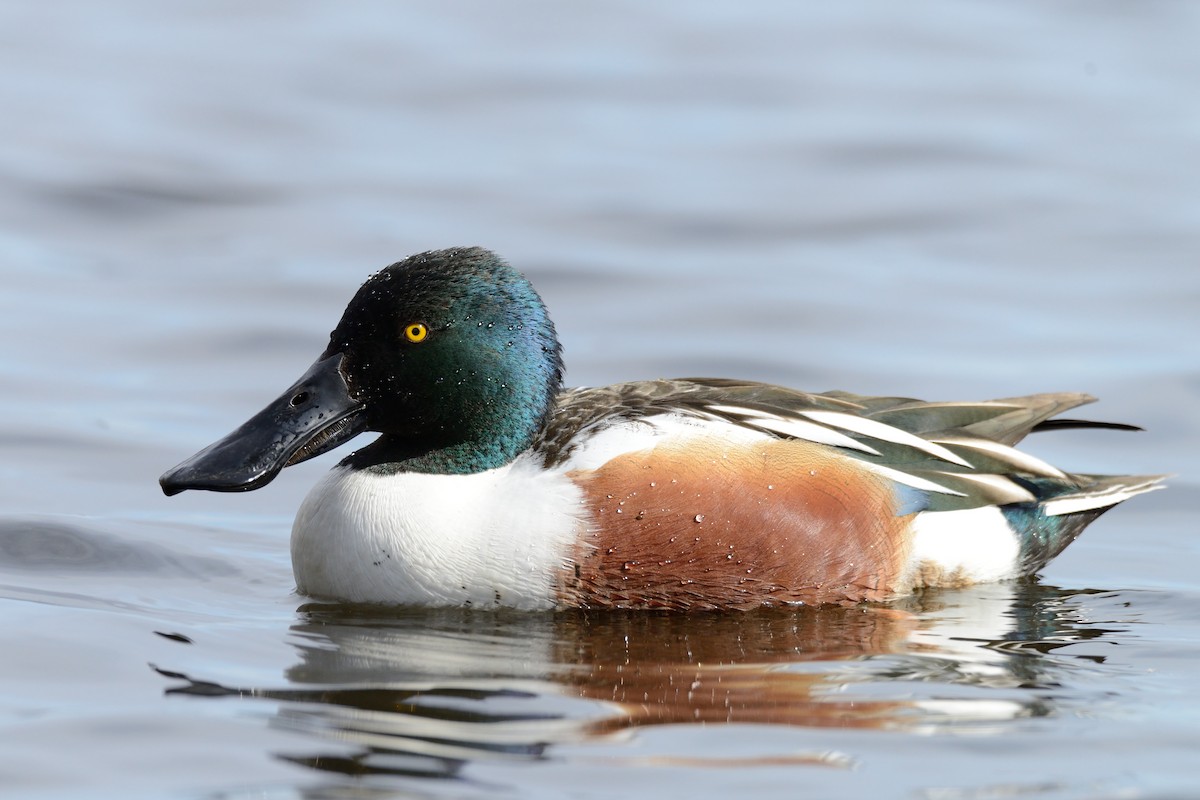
top-left (1002, 473), bottom-right (1167, 574)
top-left (1031, 419), bottom-right (1145, 434)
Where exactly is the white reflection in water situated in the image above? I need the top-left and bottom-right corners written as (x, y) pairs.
top-left (157, 582), bottom-right (1124, 781)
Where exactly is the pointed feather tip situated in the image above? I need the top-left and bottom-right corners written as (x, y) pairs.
top-left (1042, 473), bottom-right (1169, 517)
top-left (1032, 419), bottom-right (1145, 434)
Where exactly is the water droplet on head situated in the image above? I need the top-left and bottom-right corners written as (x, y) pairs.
top-left (694, 514), bottom-right (705, 523)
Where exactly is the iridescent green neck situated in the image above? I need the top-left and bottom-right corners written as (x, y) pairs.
top-left (346, 409), bottom-right (549, 475)
top-left (327, 248), bottom-right (563, 475)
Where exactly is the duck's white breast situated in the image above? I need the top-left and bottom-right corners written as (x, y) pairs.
top-left (290, 454), bottom-right (586, 608)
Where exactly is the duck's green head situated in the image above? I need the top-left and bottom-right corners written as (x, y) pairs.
top-left (160, 247), bottom-right (563, 495)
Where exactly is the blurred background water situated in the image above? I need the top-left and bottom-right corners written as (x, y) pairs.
top-left (1, 2), bottom-right (1198, 798)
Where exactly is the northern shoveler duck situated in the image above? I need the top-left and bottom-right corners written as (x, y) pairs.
top-left (160, 247), bottom-right (1164, 610)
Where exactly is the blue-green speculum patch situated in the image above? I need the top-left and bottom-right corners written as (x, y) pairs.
top-left (159, 247), bottom-right (563, 495)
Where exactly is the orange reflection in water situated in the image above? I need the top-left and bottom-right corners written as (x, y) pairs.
top-left (554, 606), bottom-right (915, 730)
top-left (158, 585), bottom-right (1100, 779)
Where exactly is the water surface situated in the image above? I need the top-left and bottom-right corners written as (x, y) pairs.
top-left (1, 2), bottom-right (1198, 798)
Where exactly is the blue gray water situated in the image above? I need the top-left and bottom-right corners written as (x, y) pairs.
top-left (2, 2), bottom-right (1198, 798)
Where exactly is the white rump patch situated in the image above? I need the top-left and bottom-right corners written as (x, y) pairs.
top-left (908, 506), bottom-right (1020, 585)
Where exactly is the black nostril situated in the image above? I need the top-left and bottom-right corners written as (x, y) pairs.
top-left (290, 391), bottom-right (310, 408)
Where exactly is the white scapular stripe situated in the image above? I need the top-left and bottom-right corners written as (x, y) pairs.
top-left (799, 410), bottom-right (974, 468)
top-left (704, 403), bottom-right (778, 418)
top-left (929, 436), bottom-right (1068, 479)
top-left (562, 412), bottom-right (772, 472)
top-left (857, 461), bottom-right (966, 496)
top-left (704, 404), bottom-right (882, 454)
top-left (745, 417), bottom-right (883, 454)
top-left (936, 471), bottom-right (1038, 504)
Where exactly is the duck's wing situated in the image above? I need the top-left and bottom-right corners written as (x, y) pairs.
top-left (535, 378), bottom-right (863, 466)
top-left (540, 380), bottom-right (1099, 459)
top-left (536, 379), bottom-right (1154, 510)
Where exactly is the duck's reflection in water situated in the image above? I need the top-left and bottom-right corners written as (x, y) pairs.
top-left (158, 582), bottom-right (1120, 780)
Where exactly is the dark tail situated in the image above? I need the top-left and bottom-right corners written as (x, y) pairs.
top-left (1002, 474), bottom-right (1166, 574)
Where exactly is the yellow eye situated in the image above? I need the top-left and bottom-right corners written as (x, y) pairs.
top-left (404, 322), bottom-right (429, 343)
